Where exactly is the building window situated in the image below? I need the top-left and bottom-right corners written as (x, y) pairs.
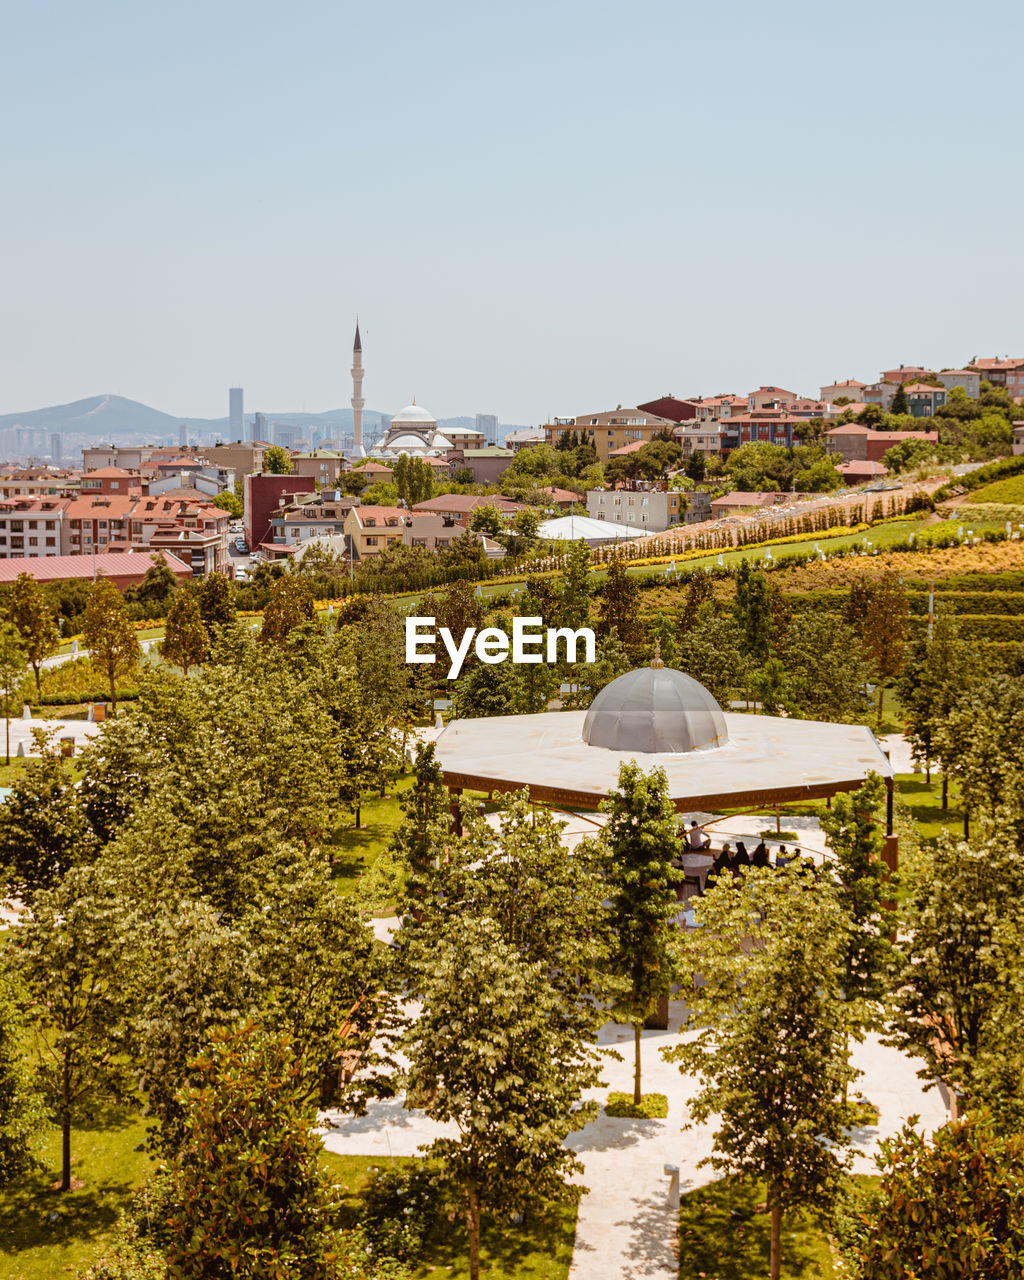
top-left (365, 536), bottom-right (378, 546)
top-left (46, 537), bottom-right (55, 547)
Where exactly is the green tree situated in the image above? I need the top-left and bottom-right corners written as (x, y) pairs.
top-left (261, 574), bottom-right (315, 646)
top-left (601, 763), bottom-right (683, 1104)
top-left (211, 490), bottom-right (242, 518)
top-left (844, 573), bottom-right (909, 720)
top-left (732, 561), bottom-right (772, 665)
top-left (853, 1113), bottom-right (1024, 1279)
top-left (468, 501), bottom-right (505, 539)
top-left (598, 559), bottom-right (643, 657)
top-left (194, 572), bottom-right (236, 633)
top-left (557, 539), bottom-right (592, 629)
top-left (0, 969), bottom-right (46, 1186)
top-left (890, 382), bottom-right (909, 414)
top-left (263, 445), bottom-right (294, 474)
top-left (0, 620), bottom-right (26, 765)
top-left (667, 865), bottom-right (854, 1280)
top-left (775, 613), bottom-right (870, 722)
top-left (934, 674), bottom-right (1024, 829)
top-left (163, 1022), bottom-right (343, 1279)
top-left (388, 741), bottom-right (450, 909)
top-left (401, 917), bottom-right (592, 1280)
top-left (161, 588), bottom-right (210, 676)
top-left (0, 571), bottom-right (60, 697)
top-left (83, 577), bottom-right (140, 710)
top-left (132, 552), bottom-right (180, 608)
top-left (677, 611), bottom-right (747, 706)
top-left (20, 864), bottom-right (133, 1191)
top-left (685, 449), bottom-right (706, 481)
top-left (0, 731), bottom-right (96, 900)
top-left (887, 834), bottom-right (1024, 1123)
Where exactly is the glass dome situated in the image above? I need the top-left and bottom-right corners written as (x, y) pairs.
top-left (581, 662), bottom-right (729, 754)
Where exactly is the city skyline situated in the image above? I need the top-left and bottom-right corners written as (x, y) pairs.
top-left (2, 0), bottom-right (1023, 423)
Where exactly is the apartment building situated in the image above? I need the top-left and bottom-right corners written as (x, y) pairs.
top-left (825, 424), bottom-right (939, 463)
top-left (543, 407), bottom-right (676, 462)
top-left (903, 383), bottom-right (947, 417)
top-left (0, 469), bottom-right (80, 500)
top-left (586, 484), bottom-right (686, 534)
top-left (0, 497), bottom-right (69, 558)
top-left (266, 492), bottom-right (359, 552)
top-left (131, 497), bottom-right (232, 576)
top-left (65, 494), bottom-right (138, 554)
top-left (291, 450), bottom-right (349, 486)
top-left (969, 358), bottom-right (1024, 397)
top-left (411, 494), bottom-right (525, 522)
top-left (820, 379), bottom-right (867, 403)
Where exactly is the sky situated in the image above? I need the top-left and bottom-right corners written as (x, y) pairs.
top-left (2, 0), bottom-right (1023, 424)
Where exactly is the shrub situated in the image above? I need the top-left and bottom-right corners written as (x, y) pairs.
top-left (605, 1091), bottom-right (668, 1119)
top-left (359, 1162), bottom-right (445, 1260)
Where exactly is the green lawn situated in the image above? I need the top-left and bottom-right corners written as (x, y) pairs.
top-left (967, 474), bottom-right (1024, 505)
top-left (894, 772), bottom-right (963, 842)
top-left (679, 1178), bottom-right (836, 1279)
top-left (328, 772), bottom-right (414, 904)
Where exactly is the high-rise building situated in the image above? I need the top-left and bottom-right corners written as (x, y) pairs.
top-left (253, 412), bottom-right (268, 442)
top-left (50, 432), bottom-right (63, 464)
top-left (351, 321), bottom-right (364, 454)
top-left (229, 387), bottom-right (244, 441)
top-left (179, 423), bottom-right (189, 448)
top-left (476, 413), bottom-right (499, 445)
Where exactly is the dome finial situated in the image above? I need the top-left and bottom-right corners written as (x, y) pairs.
top-left (650, 638), bottom-right (665, 669)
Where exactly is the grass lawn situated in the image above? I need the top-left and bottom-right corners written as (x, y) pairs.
top-left (323, 1152), bottom-right (577, 1280)
top-left (0, 1108), bottom-right (156, 1280)
top-left (967, 473), bottom-right (1024, 505)
top-left (328, 772), bottom-right (414, 904)
top-left (679, 1177), bottom-right (836, 1279)
top-left (894, 772), bottom-right (963, 842)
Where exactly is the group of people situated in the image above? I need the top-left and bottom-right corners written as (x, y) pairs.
top-left (682, 820), bottom-right (809, 889)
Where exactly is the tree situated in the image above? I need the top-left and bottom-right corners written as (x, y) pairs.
top-left (685, 449), bottom-right (706, 482)
top-left (934, 674), bottom-right (1024, 829)
top-left (0, 731), bottom-right (96, 900)
top-left (82, 577), bottom-right (140, 710)
top-left (401, 917), bottom-right (592, 1280)
top-left (161, 589), bottom-right (209, 676)
top-left (897, 612), bottom-right (978, 797)
top-left (732, 561), bottom-right (772, 665)
top-left (890, 382), bottom-right (909, 415)
top-left (20, 864), bottom-right (133, 1191)
top-left (132, 552), bottom-right (180, 608)
top-left (667, 865), bottom-right (854, 1280)
top-left (163, 1022), bottom-right (344, 1279)
top-left (0, 969), bottom-right (45, 1185)
top-left (844, 573), bottom-right (909, 720)
top-left (388, 741), bottom-right (450, 909)
top-left (211, 490), bottom-right (242, 518)
top-left (263, 445), bottom-right (294, 474)
top-left (601, 763), bottom-right (683, 1104)
top-left (194, 572), bottom-right (236, 633)
top-left (775, 614), bottom-right (870, 722)
top-left (0, 571), bottom-right (59, 697)
top-left (598, 559), bottom-right (643, 657)
top-left (677, 611), bottom-right (747, 706)
top-left (0, 621), bottom-right (26, 765)
top-left (556, 538), bottom-right (592, 629)
top-left (887, 834), bottom-right (1024, 1123)
top-left (261, 574), bottom-right (315, 646)
top-left (852, 1113), bottom-right (1024, 1279)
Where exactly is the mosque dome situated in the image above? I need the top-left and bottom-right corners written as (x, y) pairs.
top-left (582, 661), bottom-right (728, 754)
top-left (392, 402), bottom-right (436, 425)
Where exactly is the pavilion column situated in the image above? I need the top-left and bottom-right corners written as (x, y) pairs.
top-left (449, 787), bottom-right (463, 837)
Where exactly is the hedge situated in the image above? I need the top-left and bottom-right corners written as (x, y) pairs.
top-left (905, 615), bottom-right (1024, 643)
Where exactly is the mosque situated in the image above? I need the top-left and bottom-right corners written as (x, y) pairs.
top-left (349, 323), bottom-right (484, 459)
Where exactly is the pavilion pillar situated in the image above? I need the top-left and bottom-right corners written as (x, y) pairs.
top-left (449, 787), bottom-right (463, 837)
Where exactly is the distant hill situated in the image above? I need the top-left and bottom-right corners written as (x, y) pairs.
top-left (0, 395), bottom-right (531, 442)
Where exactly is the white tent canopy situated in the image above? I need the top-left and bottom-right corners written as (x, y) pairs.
top-left (538, 514), bottom-right (646, 543)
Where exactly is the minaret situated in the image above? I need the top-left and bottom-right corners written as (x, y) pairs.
top-left (351, 320), bottom-right (364, 455)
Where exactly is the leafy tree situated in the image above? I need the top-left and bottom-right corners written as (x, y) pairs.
top-left (934, 674), bottom-right (1024, 828)
top-left (668, 865), bottom-right (854, 1280)
top-left (890, 382), bottom-right (909, 415)
top-left (564, 625), bottom-right (630, 708)
top-left (83, 577), bottom-right (140, 709)
top-left (131, 552), bottom-right (180, 608)
top-left (163, 1022), bottom-right (344, 1279)
top-left (263, 445), bottom-right (294, 474)
top-left (503, 506), bottom-right (541, 556)
top-left (685, 449), bottom-right (706, 481)
top-left (897, 612), bottom-right (978, 797)
top-left (677, 610), bottom-right (747, 705)
top-left (20, 864), bottom-right (133, 1192)
top-left (161, 588), bottom-right (210, 676)
top-left (0, 571), bottom-right (60, 697)
top-left (557, 538), bottom-right (592, 629)
top-left (0, 731), bottom-right (96, 900)
top-left (678, 570), bottom-right (715, 634)
top-left (887, 834), bottom-right (1024, 1123)
top-left (261, 574), bottom-right (315, 646)
top-left (852, 1113), bottom-right (1024, 1279)
top-left (468, 502), bottom-right (505, 539)
top-left (601, 763), bottom-right (683, 1104)
top-left (211, 490), bottom-right (242, 518)
top-left (598, 559), bottom-right (643, 657)
top-left (0, 968), bottom-right (45, 1185)
top-left (844, 573), bottom-right (909, 720)
top-left (194, 572), bottom-right (236, 633)
top-left (732, 561), bottom-right (772, 665)
top-left (401, 917), bottom-right (592, 1280)
top-left (0, 621), bottom-right (26, 765)
top-left (775, 613), bottom-right (870, 722)
top-left (362, 480), bottom-right (400, 506)
top-left (387, 741), bottom-right (450, 909)
top-left (451, 650), bottom-right (556, 719)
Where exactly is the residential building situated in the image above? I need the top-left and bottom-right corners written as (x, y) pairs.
top-left (968, 357), bottom-right (1024, 397)
top-left (837, 460), bottom-right (889, 483)
top-left (0, 469), bottom-right (80, 499)
top-left (824, 424), bottom-right (939, 464)
top-left (709, 492), bottom-right (788, 519)
top-left (586, 483), bottom-right (686, 534)
top-left (747, 386), bottom-right (799, 411)
top-left (411, 494), bottom-right (526, 521)
top-left (636, 396), bottom-right (699, 423)
top-left (902, 383), bottom-right (947, 417)
top-left (688, 395), bottom-right (748, 426)
top-left (80, 467), bottom-right (142, 496)
top-left (673, 424), bottom-right (732, 458)
top-left (728, 413), bottom-right (801, 448)
top-left (934, 369), bottom-right (981, 398)
top-left (537, 487), bottom-right (582, 512)
top-left (862, 382), bottom-right (898, 411)
top-left (344, 506), bottom-right (497, 561)
top-left (292, 450), bottom-right (350, 486)
top-left (265, 492), bottom-right (359, 554)
top-left (545, 407), bottom-right (676, 462)
top-left (0, 549), bottom-right (191, 590)
top-left (243, 473), bottom-right (315, 550)
top-left (504, 429), bottom-right (547, 452)
top-left (65, 494), bottom-right (139, 555)
top-left (204, 441), bottom-right (266, 477)
top-left (444, 446), bottom-right (515, 485)
top-left (820, 379), bottom-right (867, 403)
top-left (131, 496), bottom-right (232, 576)
top-left (1013, 422), bottom-right (1024, 455)
top-left (0, 497), bottom-right (69, 558)
top-left (881, 365), bottom-right (933, 385)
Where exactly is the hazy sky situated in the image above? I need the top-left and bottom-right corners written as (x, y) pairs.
top-left (2, 0), bottom-right (1022, 423)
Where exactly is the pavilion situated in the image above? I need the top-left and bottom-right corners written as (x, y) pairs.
top-left (433, 656), bottom-right (898, 867)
